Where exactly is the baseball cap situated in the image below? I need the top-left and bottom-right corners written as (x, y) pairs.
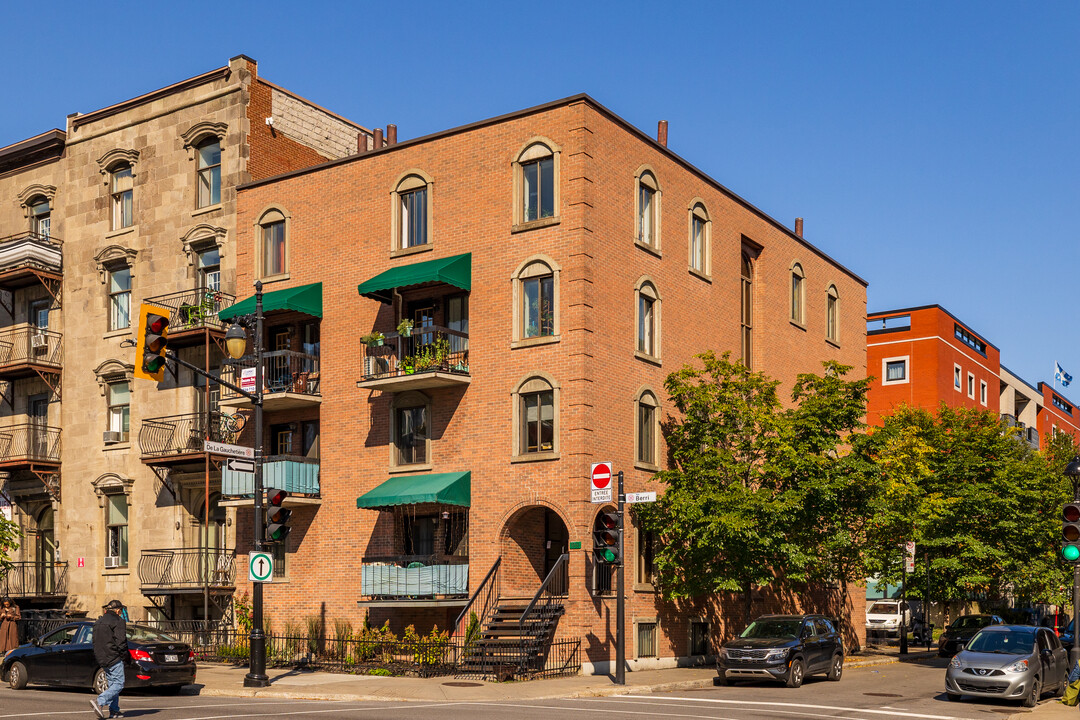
top-left (102, 599), bottom-right (125, 610)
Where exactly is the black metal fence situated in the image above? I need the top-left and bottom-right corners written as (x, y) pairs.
top-left (359, 326), bottom-right (469, 382)
top-left (145, 288), bottom-right (236, 333)
top-left (0, 423), bottom-right (61, 463)
top-left (0, 327), bottom-right (62, 368)
top-left (1, 561), bottom-right (67, 597)
top-left (138, 412), bottom-right (230, 458)
top-left (220, 350), bottom-right (320, 400)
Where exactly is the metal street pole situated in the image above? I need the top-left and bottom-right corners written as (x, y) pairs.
top-left (899, 546), bottom-right (908, 655)
top-left (244, 281), bottom-right (269, 688)
top-left (615, 470), bottom-right (625, 685)
top-left (1073, 562), bottom-right (1080, 668)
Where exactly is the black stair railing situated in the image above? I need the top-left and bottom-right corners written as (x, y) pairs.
top-left (454, 556), bottom-right (500, 638)
top-left (516, 553), bottom-right (569, 675)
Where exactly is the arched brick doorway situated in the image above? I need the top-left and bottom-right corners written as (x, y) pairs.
top-left (500, 505), bottom-right (569, 598)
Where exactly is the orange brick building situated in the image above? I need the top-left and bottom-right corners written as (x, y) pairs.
top-left (224, 95), bottom-right (869, 672)
top-left (867, 305), bottom-right (1079, 444)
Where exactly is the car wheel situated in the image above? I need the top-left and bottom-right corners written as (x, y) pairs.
top-left (786, 658), bottom-right (805, 688)
top-left (1023, 676), bottom-right (1041, 708)
top-left (92, 668), bottom-right (108, 696)
top-left (946, 692), bottom-right (961, 702)
top-left (827, 653), bottom-right (843, 681)
top-left (8, 662), bottom-right (28, 690)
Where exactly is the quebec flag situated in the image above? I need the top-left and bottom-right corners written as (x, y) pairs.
top-left (1056, 362), bottom-right (1073, 388)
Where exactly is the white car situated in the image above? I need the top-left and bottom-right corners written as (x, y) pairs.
top-left (865, 600), bottom-right (912, 637)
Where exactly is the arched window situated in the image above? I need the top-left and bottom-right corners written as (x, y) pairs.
top-left (255, 207), bottom-right (290, 279)
top-left (196, 137), bottom-right (222, 208)
top-left (687, 201), bottom-right (711, 277)
top-left (513, 138), bottom-right (561, 228)
top-left (790, 262), bottom-right (805, 326)
top-left (635, 278), bottom-right (661, 362)
top-left (635, 167), bottom-right (661, 252)
top-left (512, 255), bottom-right (561, 345)
top-left (391, 171), bottom-right (434, 253)
top-left (826, 285), bottom-right (839, 343)
top-left (635, 388), bottom-right (660, 469)
top-left (741, 253), bottom-right (753, 367)
top-left (512, 373), bottom-right (559, 459)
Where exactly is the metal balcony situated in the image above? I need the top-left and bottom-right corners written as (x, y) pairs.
top-left (138, 548), bottom-right (236, 593)
top-left (0, 560), bottom-right (68, 598)
top-left (0, 424), bottom-right (61, 468)
top-left (355, 326), bottom-right (470, 392)
top-left (219, 350), bottom-right (321, 411)
top-left (0, 231), bottom-right (62, 285)
top-left (138, 412), bottom-right (235, 469)
top-left (359, 555), bottom-right (469, 604)
top-left (0, 327), bottom-right (62, 381)
top-left (222, 455), bottom-right (319, 501)
top-left (143, 288), bottom-right (236, 348)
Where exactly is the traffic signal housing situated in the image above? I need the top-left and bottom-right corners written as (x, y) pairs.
top-left (265, 487), bottom-right (292, 544)
top-left (1063, 503), bottom-right (1080, 563)
top-left (593, 509), bottom-right (621, 564)
top-left (134, 303), bottom-right (171, 382)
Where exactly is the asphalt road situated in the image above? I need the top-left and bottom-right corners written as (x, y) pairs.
top-left (0, 658), bottom-right (1056, 719)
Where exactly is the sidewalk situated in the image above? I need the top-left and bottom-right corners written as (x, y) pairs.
top-left (182, 653), bottom-right (923, 703)
top-left (1019, 700), bottom-right (1080, 720)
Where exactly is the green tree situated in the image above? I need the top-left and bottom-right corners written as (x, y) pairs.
top-left (0, 512), bottom-right (19, 574)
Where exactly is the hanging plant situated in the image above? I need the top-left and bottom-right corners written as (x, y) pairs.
top-left (397, 319), bottom-right (414, 337)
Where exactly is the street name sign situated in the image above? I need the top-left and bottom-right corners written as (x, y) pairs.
top-left (205, 440), bottom-right (255, 459)
top-left (625, 491), bottom-right (657, 504)
top-left (249, 551), bottom-right (273, 583)
top-left (591, 462), bottom-right (613, 503)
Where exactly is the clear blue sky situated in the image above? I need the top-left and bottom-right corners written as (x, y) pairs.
top-left (3, 1), bottom-right (1077, 394)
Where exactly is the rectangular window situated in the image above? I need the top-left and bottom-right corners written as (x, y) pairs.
top-left (954, 365), bottom-right (962, 390)
top-left (522, 156), bottom-right (554, 222)
top-left (197, 247), bottom-right (221, 291)
top-left (637, 527), bottom-right (655, 585)
top-left (791, 273), bottom-right (804, 324)
top-left (690, 216), bottom-right (705, 271)
top-left (262, 220), bottom-right (286, 276)
top-left (639, 184), bottom-right (654, 245)
top-left (400, 187), bottom-right (428, 248)
top-left (522, 390), bottom-right (554, 453)
top-left (689, 621), bottom-right (709, 656)
top-left (106, 493), bottom-right (128, 566)
top-left (403, 515), bottom-right (436, 556)
top-left (637, 402), bottom-right (655, 465)
top-left (636, 622), bottom-right (657, 658)
top-left (827, 294), bottom-right (838, 341)
top-left (886, 360), bottom-right (906, 382)
top-left (107, 381), bottom-right (130, 440)
top-left (954, 324), bottom-right (987, 355)
top-left (447, 294), bottom-right (469, 355)
top-left (523, 275), bottom-right (554, 338)
top-left (110, 166), bottom-right (133, 230)
top-left (980, 380), bottom-right (987, 406)
top-left (395, 406), bottom-right (427, 465)
top-left (109, 267), bottom-right (131, 330)
top-left (197, 140), bottom-right (222, 208)
top-left (967, 373), bottom-right (975, 398)
top-left (638, 295), bottom-right (654, 355)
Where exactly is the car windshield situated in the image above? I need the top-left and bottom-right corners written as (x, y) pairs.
top-left (126, 625), bottom-right (178, 643)
top-left (868, 603), bottom-right (899, 615)
top-left (740, 619), bottom-right (803, 639)
top-left (952, 616), bottom-right (992, 629)
top-left (965, 630), bottom-right (1035, 655)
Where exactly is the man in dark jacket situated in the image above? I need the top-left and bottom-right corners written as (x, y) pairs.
top-left (90, 600), bottom-right (127, 719)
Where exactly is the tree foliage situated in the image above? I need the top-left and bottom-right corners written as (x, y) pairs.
top-left (0, 511), bottom-right (19, 574)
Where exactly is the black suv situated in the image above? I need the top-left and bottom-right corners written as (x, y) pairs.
top-left (716, 614), bottom-right (844, 688)
top-left (936, 614), bottom-right (1004, 657)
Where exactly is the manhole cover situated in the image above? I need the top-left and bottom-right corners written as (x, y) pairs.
top-left (863, 693), bottom-right (902, 697)
top-left (442, 681), bottom-right (484, 687)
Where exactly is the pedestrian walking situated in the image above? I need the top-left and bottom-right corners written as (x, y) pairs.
top-left (0, 597), bottom-right (19, 654)
top-left (91, 600), bottom-right (128, 719)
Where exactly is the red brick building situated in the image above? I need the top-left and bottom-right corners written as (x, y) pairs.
top-left (224, 95), bottom-right (868, 672)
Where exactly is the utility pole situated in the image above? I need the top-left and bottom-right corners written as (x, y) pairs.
top-left (899, 546), bottom-right (908, 655)
top-left (244, 283), bottom-right (268, 688)
top-left (615, 470), bottom-right (625, 685)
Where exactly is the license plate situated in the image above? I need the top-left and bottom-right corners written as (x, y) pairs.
top-left (164, 654), bottom-right (179, 663)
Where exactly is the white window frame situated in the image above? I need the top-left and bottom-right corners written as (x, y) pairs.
top-left (980, 380), bottom-right (988, 406)
top-left (954, 364), bottom-right (962, 391)
top-left (967, 372), bottom-right (975, 399)
top-left (881, 355), bottom-right (909, 386)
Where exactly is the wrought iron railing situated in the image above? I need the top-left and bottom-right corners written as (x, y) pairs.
top-left (0, 231), bottom-right (62, 274)
top-left (144, 288), bottom-right (235, 334)
top-left (359, 326), bottom-right (468, 382)
top-left (454, 556), bottom-right (500, 638)
top-left (0, 423), bottom-right (61, 463)
top-left (137, 548), bottom-right (236, 590)
top-left (0, 560), bottom-right (68, 597)
top-left (220, 350), bottom-right (320, 401)
top-left (0, 327), bottom-right (62, 368)
top-left (138, 411), bottom-right (231, 458)
top-left (360, 555), bottom-right (469, 599)
top-left (517, 553), bottom-right (569, 674)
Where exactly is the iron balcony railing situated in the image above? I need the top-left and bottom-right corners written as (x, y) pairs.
top-left (0, 231), bottom-right (62, 274)
top-left (138, 411), bottom-right (233, 458)
top-left (144, 288), bottom-right (235, 334)
top-left (0, 327), bottom-right (62, 369)
top-left (138, 548), bottom-right (236, 591)
top-left (0, 423), bottom-right (61, 464)
top-left (0, 560), bottom-right (68, 597)
top-left (360, 326), bottom-right (468, 381)
top-left (360, 555), bottom-right (469, 598)
top-left (220, 350), bottom-right (320, 401)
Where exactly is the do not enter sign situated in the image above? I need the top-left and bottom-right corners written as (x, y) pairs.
top-left (591, 462), bottom-right (613, 503)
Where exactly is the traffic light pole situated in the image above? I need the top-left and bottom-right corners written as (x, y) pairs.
top-left (245, 282), bottom-right (269, 688)
top-left (616, 470), bottom-right (625, 686)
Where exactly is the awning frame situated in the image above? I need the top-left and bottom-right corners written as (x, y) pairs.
top-left (357, 253), bottom-right (471, 304)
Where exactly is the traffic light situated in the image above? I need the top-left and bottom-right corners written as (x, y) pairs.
top-left (593, 509), bottom-right (621, 564)
top-left (134, 303), bottom-right (171, 382)
top-left (1063, 503), bottom-right (1080, 563)
top-left (265, 487), bottom-right (292, 544)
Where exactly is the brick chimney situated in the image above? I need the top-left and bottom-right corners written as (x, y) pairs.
top-left (657, 120), bottom-right (668, 147)
top-left (387, 124), bottom-right (397, 145)
top-left (795, 218), bottom-right (804, 237)
top-left (373, 128), bottom-right (383, 149)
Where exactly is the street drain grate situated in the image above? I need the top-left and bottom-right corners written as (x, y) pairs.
top-left (863, 693), bottom-right (902, 697)
top-left (442, 681), bottom-right (484, 687)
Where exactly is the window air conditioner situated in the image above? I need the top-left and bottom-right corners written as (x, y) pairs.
top-left (31, 333), bottom-right (47, 351)
top-left (104, 556), bottom-right (122, 569)
top-left (103, 431), bottom-right (124, 444)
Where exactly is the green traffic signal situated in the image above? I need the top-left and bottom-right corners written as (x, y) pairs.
top-left (1064, 545), bottom-right (1080, 562)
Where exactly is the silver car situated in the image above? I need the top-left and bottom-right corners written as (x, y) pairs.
top-left (944, 625), bottom-right (1068, 707)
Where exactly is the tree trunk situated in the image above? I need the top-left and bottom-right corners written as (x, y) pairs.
top-left (744, 581), bottom-right (753, 628)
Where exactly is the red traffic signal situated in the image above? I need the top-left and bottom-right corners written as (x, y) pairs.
top-left (134, 303), bottom-right (171, 382)
top-left (265, 487), bottom-right (292, 544)
top-left (593, 509), bottom-right (621, 564)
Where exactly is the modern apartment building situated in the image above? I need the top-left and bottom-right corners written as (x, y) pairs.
top-left (866, 305), bottom-right (1079, 444)
top-left (224, 95), bottom-right (869, 672)
top-left (0, 55), bottom-right (368, 623)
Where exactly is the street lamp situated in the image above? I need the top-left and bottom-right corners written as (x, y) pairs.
top-left (225, 282), bottom-right (268, 688)
top-left (1066, 457), bottom-right (1080, 667)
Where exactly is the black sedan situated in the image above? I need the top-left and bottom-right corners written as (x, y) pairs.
top-left (938, 614), bottom-right (1005, 657)
top-left (2, 621), bottom-right (196, 693)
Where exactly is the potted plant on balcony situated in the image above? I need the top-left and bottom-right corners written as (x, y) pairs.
top-left (360, 331), bottom-right (385, 348)
top-left (396, 319), bottom-right (414, 338)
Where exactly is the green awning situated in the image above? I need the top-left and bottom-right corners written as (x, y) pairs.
top-left (357, 253), bottom-right (471, 303)
top-left (219, 282), bottom-right (322, 321)
top-left (356, 471), bottom-right (471, 510)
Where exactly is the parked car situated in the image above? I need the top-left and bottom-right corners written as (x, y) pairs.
top-left (716, 614), bottom-right (843, 688)
top-left (944, 625), bottom-right (1067, 707)
top-left (2, 621), bottom-right (196, 693)
top-left (865, 600), bottom-right (911, 637)
top-left (1060, 619), bottom-right (1075, 649)
top-left (937, 614), bottom-right (1005, 657)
